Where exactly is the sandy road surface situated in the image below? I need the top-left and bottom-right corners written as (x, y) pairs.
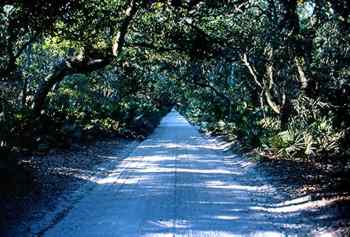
top-left (43, 111), bottom-right (331, 237)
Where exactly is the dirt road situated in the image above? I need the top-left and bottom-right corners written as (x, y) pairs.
top-left (43, 111), bottom-right (333, 236)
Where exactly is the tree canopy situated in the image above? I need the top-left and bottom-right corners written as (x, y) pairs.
top-left (0, 0), bottom-right (349, 160)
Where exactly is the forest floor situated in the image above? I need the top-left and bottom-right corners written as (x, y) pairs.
top-left (1, 110), bottom-right (350, 236)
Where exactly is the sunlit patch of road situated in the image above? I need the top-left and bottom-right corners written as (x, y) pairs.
top-left (43, 110), bottom-right (332, 236)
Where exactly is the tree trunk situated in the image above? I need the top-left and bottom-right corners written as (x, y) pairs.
top-left (295, 57), bottom-right (309, 91)
top-left (31, 0), bottom-right (138, 118)
top-left (32, 57), bottom-right (111, 116)
top-left (280, 98), bottom-right (293, 130)
top-left (21, 76), bottom-right (29, 108)
top-left (32, 61), bottom-right (69, 115)
top-left (264, 55), bottom-right (281, 115)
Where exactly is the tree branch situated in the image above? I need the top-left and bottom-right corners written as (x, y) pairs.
top-left (241, 53), bottom-right (263, 89)
top-left (126, 42), bottom-right (186, 53)
top-left (192, 80), bottom-right (232, 106)
top-left (32, 0), bottom-right (139, 117)
top-left (112, 0), bottom-right (138, 57)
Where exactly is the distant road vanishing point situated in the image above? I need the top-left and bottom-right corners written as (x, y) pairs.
top-left (43, 110), bottom-right (329, 237)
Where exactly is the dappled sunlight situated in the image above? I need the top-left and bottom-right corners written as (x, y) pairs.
top-left (312, 230), bottom-right (342, 237)
top-left (177, 231), bottom-right (286, 237)
top-left (142, 234), bottom-right (173, 237)
top-left (250, 195), bottom-right (336, 213)
top-left (205, 181), bottom-right (273, 192)
top-left (49, 167), bottom-right (99, 182)
top-left (146, 220), bottom-right (175, 228)
top-left (177, 231), bottom-right (239, 237)
top-left (158, 113), bottom-right (191, 128)
top-left (138, 167), bottom-right (175, 174)
top-left (139, 142), bottom-right (219, 152)
top-left (42, 111), bottom-right (334, 237)
top-left (88, 111), bottom-right (331, 236)
top-left (214, 215), bottom-right (240, 220)
top-left (139, 143), bottom-right (179, 149)
top-left (176, 168), bottom-right (234, 175)
top-left (247, 232), bottom-right (286, 237)
top-left (142, 155), bottom-right (175, 162)
top-left (97, 176), bottom-right (147, 185)
top-left (2, 0), bottom-right (347, 234)
top-left (138, 220), bottom-right (202, 230)
top-left (273, 195), bottom-right (311, 207)
top-left (96, 154), bottom-right (122, 160)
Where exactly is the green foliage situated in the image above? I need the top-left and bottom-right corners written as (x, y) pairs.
top-left (0, 0), bottom-right (349, 163)
top-left (264, 97), bottom-right (347, 159)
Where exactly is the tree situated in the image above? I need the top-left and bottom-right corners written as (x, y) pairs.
top-left (0, 0), bottom-right (348, 160)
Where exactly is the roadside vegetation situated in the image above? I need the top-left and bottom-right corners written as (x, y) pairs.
top-left (1, 0), bottom-right (349, 208)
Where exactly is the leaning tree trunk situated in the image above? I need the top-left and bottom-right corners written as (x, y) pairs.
top-left (31, 0), bottom-right (138, 118)
top-left (32, 61), bottom-right (69, 116)
top-left (32, 57), bottom-right (111, 117)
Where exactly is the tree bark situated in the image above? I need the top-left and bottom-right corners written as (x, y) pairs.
top-left (241, 53), bottom-right (263, 89)
top-left (32, 0), bottom-right (138, 117)
top-left (295, 57), bottom-right (308, 90)
top-left (32, 61), bottom-right (70, 116)
top-left (112, 0), bottom-right (137, 57)
top-left (264, 53), bottom-right (281, 114)
top-left (241, 52), bottom-right (281, 115)
top-left (32, 58), bottom-right (110, 116)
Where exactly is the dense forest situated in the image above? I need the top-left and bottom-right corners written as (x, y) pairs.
top-left (0, 0), bottom-right (349, 195)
